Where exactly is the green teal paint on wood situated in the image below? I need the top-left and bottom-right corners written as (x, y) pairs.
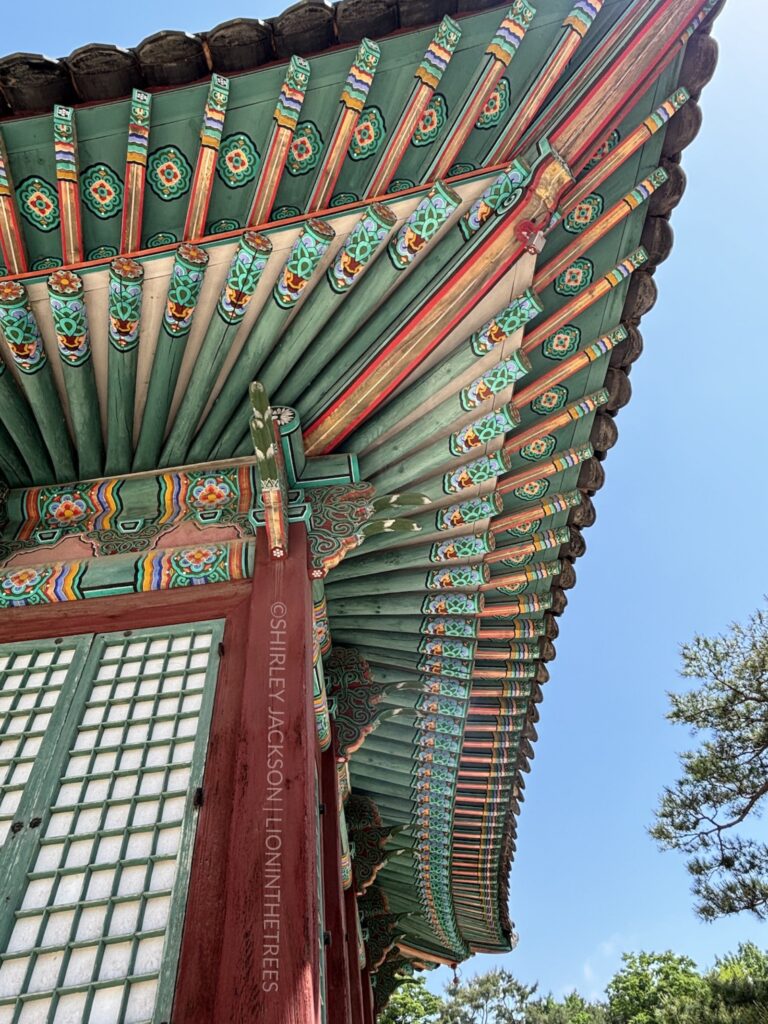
top-left (0, 281), bottom-right (76, 482)
top-left (0, 367), bottom-right (53, 483)
top-left (47, 269), bottom-right (103, 480)
top-left (187, 218), bottom-right (336, 463)
top-left (133, 243), bottom-right (209, 472)
top-left (105, 257), bottom-right (144, 475)
top-left (160, 232), bottom-right (272, 468)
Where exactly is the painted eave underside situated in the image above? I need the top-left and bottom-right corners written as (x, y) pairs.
top-left (0, 0), bottom-right (724, 986)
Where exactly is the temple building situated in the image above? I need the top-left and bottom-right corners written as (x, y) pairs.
top-left (0, 0), bottom-right (723, 1020)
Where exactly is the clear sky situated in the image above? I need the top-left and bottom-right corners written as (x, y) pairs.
top-left (3, 0), bottom-right (766, 1003)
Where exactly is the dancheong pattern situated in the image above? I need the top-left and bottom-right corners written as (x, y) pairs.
top-left (81, 164), bottom-right (123, 219)
top-left (531, 385), bottom-right (569, 415)
top-left (287, 122), bottom-right (324, 176)
top-left (327, 205), bottom-right (393, 293)
top-left (108, 258), bottom-right (144, 352)
top-left (475, 78), bottom-right (510, 129)
top-left (164, 244), bottom-right (209, 336)
top-left (274, 221), bottom-right (333, 308)
top-left (542, 324), bottom-right (581, 361)
top-left (0, 282), bottom-right (47, 373)
top-left (412, 95), bottom-right (448, 146)
top-left (48, 270), bottom-right (90, 366)
top-left (216, 133), bottom-right (260, 188)
top-left (388, 183), bottom-right (460, 269)
top-left (216, 232), bottom-right (271, 324)
top-left (563, 193), bottom-right (604, 233)
top-left (147, 146), bottom-right (193, 200)
top-left (554, 257), bottom-right (594, 296)
top-left (16, 176), bottom-right (60, 232)
top-left (349, 108), bottom-right (385, 161)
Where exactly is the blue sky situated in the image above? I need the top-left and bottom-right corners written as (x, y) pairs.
top-left (4, 0), bottom-right (766, 1003)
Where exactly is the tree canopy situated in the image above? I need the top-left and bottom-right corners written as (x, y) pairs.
top-left (651, 605), bottom-right (768, 920)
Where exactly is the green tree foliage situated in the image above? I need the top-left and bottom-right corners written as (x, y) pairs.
top-left (524, 991), bottom-right (607, 1023)
top-left (651, 606), bottom-right (768, 920)
top-left (437, 968), bottom-right (537, 1023)
top-left (604, 951), bottom-right (705, 1023)
top-left (379, 977), bottom-right (444, 1024)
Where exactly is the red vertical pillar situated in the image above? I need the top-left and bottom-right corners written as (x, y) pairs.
top-left (362, 965), bottom-right (375, 1024)
top-left (344, 886), bottom-right (366, 1024)
top-left (321, 734), bottom-right (352, 1024)
top-left (174, 525), bottom-right (319, 1023)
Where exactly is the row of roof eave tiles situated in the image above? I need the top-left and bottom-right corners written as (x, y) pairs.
top-left (343, 24), bottom-right (720, 968)
top-left (0, 0), bottom-right (509, 117)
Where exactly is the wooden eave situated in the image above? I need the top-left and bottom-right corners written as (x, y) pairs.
top-left (0, 0), bottom-right (724, 980)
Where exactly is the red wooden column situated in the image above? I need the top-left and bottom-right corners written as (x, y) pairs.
top-left (362, 965), bottom-right (375, 1024)
top-left (174, 524), bottom-right (319, 1024)
top-left (344, 885), bottom-right (366, 1024)
top-left (321, 733), bottom-right (353, 1024)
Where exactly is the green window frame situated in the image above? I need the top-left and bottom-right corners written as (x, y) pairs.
top-left (0, 620), bottom-right (224, 1024)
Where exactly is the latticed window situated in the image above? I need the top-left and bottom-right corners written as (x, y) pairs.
top-left (0, 621), bottom-right (224, 1023)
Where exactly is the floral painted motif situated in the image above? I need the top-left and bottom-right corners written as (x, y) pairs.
top-left (216, 133), bottom-right (260, 188)
top-left (563, 193), bottom-right (603, 234)
top-left (422, 591), bottom-right (483, 617)
top-left (460, 159), bottom-right (529, 239)
top-left (443, 452), bottom-right (509, 493)
top-left (147, 146), bottom-right (193, 200)
top-left (459, 354), bottom-right (529, 410)
top-left (554, 257), bottom-right (593, 296)
top-left (0, 564), bottom-right (83, 606)
top-left (420, 638), bottom-right (475, 661)
top-left (436, 493), bottom-right (503, 531)
top-left (470, 289), bottom-right (541, 356)
top-left (520, 435), bottom-right (556, 461)
top-left (426, 564), bottom-right (487, 590)
top-left (287, 122), bottom-right (324, 176)
top-left (430, 534), bottom-right (494, 562)
top-left (542, 324), bottom-right (581, 361)
top-left (388, 182), bottom-right (460, 269)
top-left (31, 258), bottom-right (62, 271)
top-left (216, 232), bottom-right (272, 325)
top-left (531, 386), bottom-right (569, 415)
top-left (164, 244), bottom-right (209, 337)
top-left (514, 479), bottom-right (549, 501)
top-left (412, 95), bottom-right (448, 147)
top-left (1, 567), bottom-right (47, 599)
top-left (475, 78), bottom-right (510, 129)
top-left (189, 475), bottom-right (234, 509)
top-left (48, 270), bottom-right (90, 366)
top-left (449, 406), bottom-right (519, 456)
top-left (17, 176), bottom-right (60, 232)
top-left (327, 204), bottom-right (394, 293)
top-left (0, 281), bottom-right (47, 373)
top-left (81, 164), bottom-right (123, 219)
top-left (136, 543), bottom-right (248, 590)
top-left (46, 492), bottom-right (89, 525)
top-left (349, 107), bottom-right (385, 161)
top-left (108, 258), bottom-right (143, 352)
top-left (584, 129), bottom-right (620, 171)
top-left (274, 220), bottom-right (334, 309)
